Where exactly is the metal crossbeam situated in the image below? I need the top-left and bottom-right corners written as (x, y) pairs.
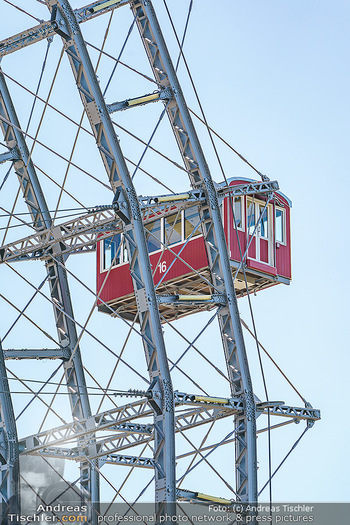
top-left (0, 148), bottom-right (20, 164)
top-left (107, 88), bottom-right (172, 113)
top-left (20, 398), bottom-right (151, 453)
top-left (4, 348), bottom-right (71, 360)
top-left (256, 403), bottom-right (321, 422)
top-left (19, 376), bottom-right (320, 460)
top-left (156, 294), bottom-right (227, 306)
top-left (101, 454), bottom-right (158, 469)
top-left (21, 408), bottom-right (235, 461)
top-left (0, 199), bottom-right (195, 263)
top-left (19, 393), bottom-right (238, 454)
top-left (219, 180), bottom-right (279, 198)
top-left (0, 208), bottom-right (118, 263)
top-left (100, 407), bottom-right (320, 465)
top-left (0, 0), bottom-right (130, 58)
top-left (0, 180), bottom-right (277, 264)
top-left (32, 447), bottom-right (159, 470)
top-left (21, 402), bottom-right (320, 464)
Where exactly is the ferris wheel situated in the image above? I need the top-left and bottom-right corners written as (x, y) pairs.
top-left (0, 1), bottom-right (320, 523)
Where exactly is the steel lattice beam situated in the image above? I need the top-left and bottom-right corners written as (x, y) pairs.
top-left (20, 403), bottom-right (320, 468)
top-left (130, 0), bottom-right (258, 503)
top-left (43, 1), bottom-right (176, 517)
top-left (19, 394), bottom-right (238, 454)
top-left (19, 386), bottom-right (320, 460)
top-left (0, 0), bottom-right (131, 58)
top-left (0, 340), bottom-right (19, 517)
top-left (3, 348), bottom-right (71, 360)
top-left (0, 196), bottom-right (202, 263)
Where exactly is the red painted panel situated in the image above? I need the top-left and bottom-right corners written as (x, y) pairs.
top-left (248, 236), bottom-right (256, 259)
top-left (152, 236), bottom-right (207, 287)
top-left (96, 178), bottom-right (292, 307)
top-left (227, 179), bottom-right (292, 280)
top-left (97, 236), bottom-right (208, 305)
top-left (247, 259), bottom-right (277, 276)
top-left (229, 230), bottom-right (246, 261)
top-left (260, 238), bottom-right (269, 264)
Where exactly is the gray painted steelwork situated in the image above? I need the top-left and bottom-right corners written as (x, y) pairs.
top-left (18, 392), bottom-right (242, 457)
top-left (130, 0), bottom-right (257, 502)
top-left (44, 0), bottom-right (176, 518)
top-left (0, 0), bottom-right (130, 58)
top-left (3, 348), bottom-right (71, 360)
top-left (0, 149), bottom-right (19, 164)
top-left (0, 68), bottom-right (98, 519)
top-left (19, 399), bottom-right (319, 462)
top-left (0, 340), bottom-right (19, 519)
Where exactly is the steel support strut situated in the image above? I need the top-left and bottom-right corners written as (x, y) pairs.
top-left (0, 70), bottom-right (99, 519)
top-left (44, 0), bottom-right (176, 517)
top-left (0, 0), bottom-right (131, 59)
top-left (0, 340), bottom-right (19, 522)
top-left (131, 0), bottom-right (258, 503)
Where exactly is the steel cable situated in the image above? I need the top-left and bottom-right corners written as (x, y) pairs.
top-left (3, 0), bottom-right (42, 22)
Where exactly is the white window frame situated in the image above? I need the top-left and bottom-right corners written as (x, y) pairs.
top-left (246, 197), bottom-right (274, 265)
top-left (100, 234), bottom-right (128, 273)
top-left (258, 202), bottom-right (269, 240)
top-left (230, 195), bottom-right (245, 232)
top-left (275, 206), bottom-right (286, 246)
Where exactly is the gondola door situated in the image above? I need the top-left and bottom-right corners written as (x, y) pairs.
top-left (246, 199), bottom-right (273, 265)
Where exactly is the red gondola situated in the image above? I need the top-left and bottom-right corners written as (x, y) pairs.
top-left (97, 177), bottom-right (291, 321)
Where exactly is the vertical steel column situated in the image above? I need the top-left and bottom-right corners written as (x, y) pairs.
top-left (0, 340), bottom-right (19, 523)
top-left (131, 0), bottom-right (257, 502)
top-left (0, 69), bottom-right (99, 519)
top-left (45, 0), bottom-right (176, 517)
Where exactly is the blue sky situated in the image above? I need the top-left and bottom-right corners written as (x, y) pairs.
top-left (0, 0), bottom-right (349, 506)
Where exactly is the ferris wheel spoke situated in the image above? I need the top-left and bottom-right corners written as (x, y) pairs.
top-left (176, 418), bottom-right (218, 490)
top-left (0, 291), bottom-right (60, 347)
top-left (11, 364), bottom-right (66, 424)
top-left (176, 427), bottom-right (237, 496)
top-left (103, 435), bottom-right (155, 512)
